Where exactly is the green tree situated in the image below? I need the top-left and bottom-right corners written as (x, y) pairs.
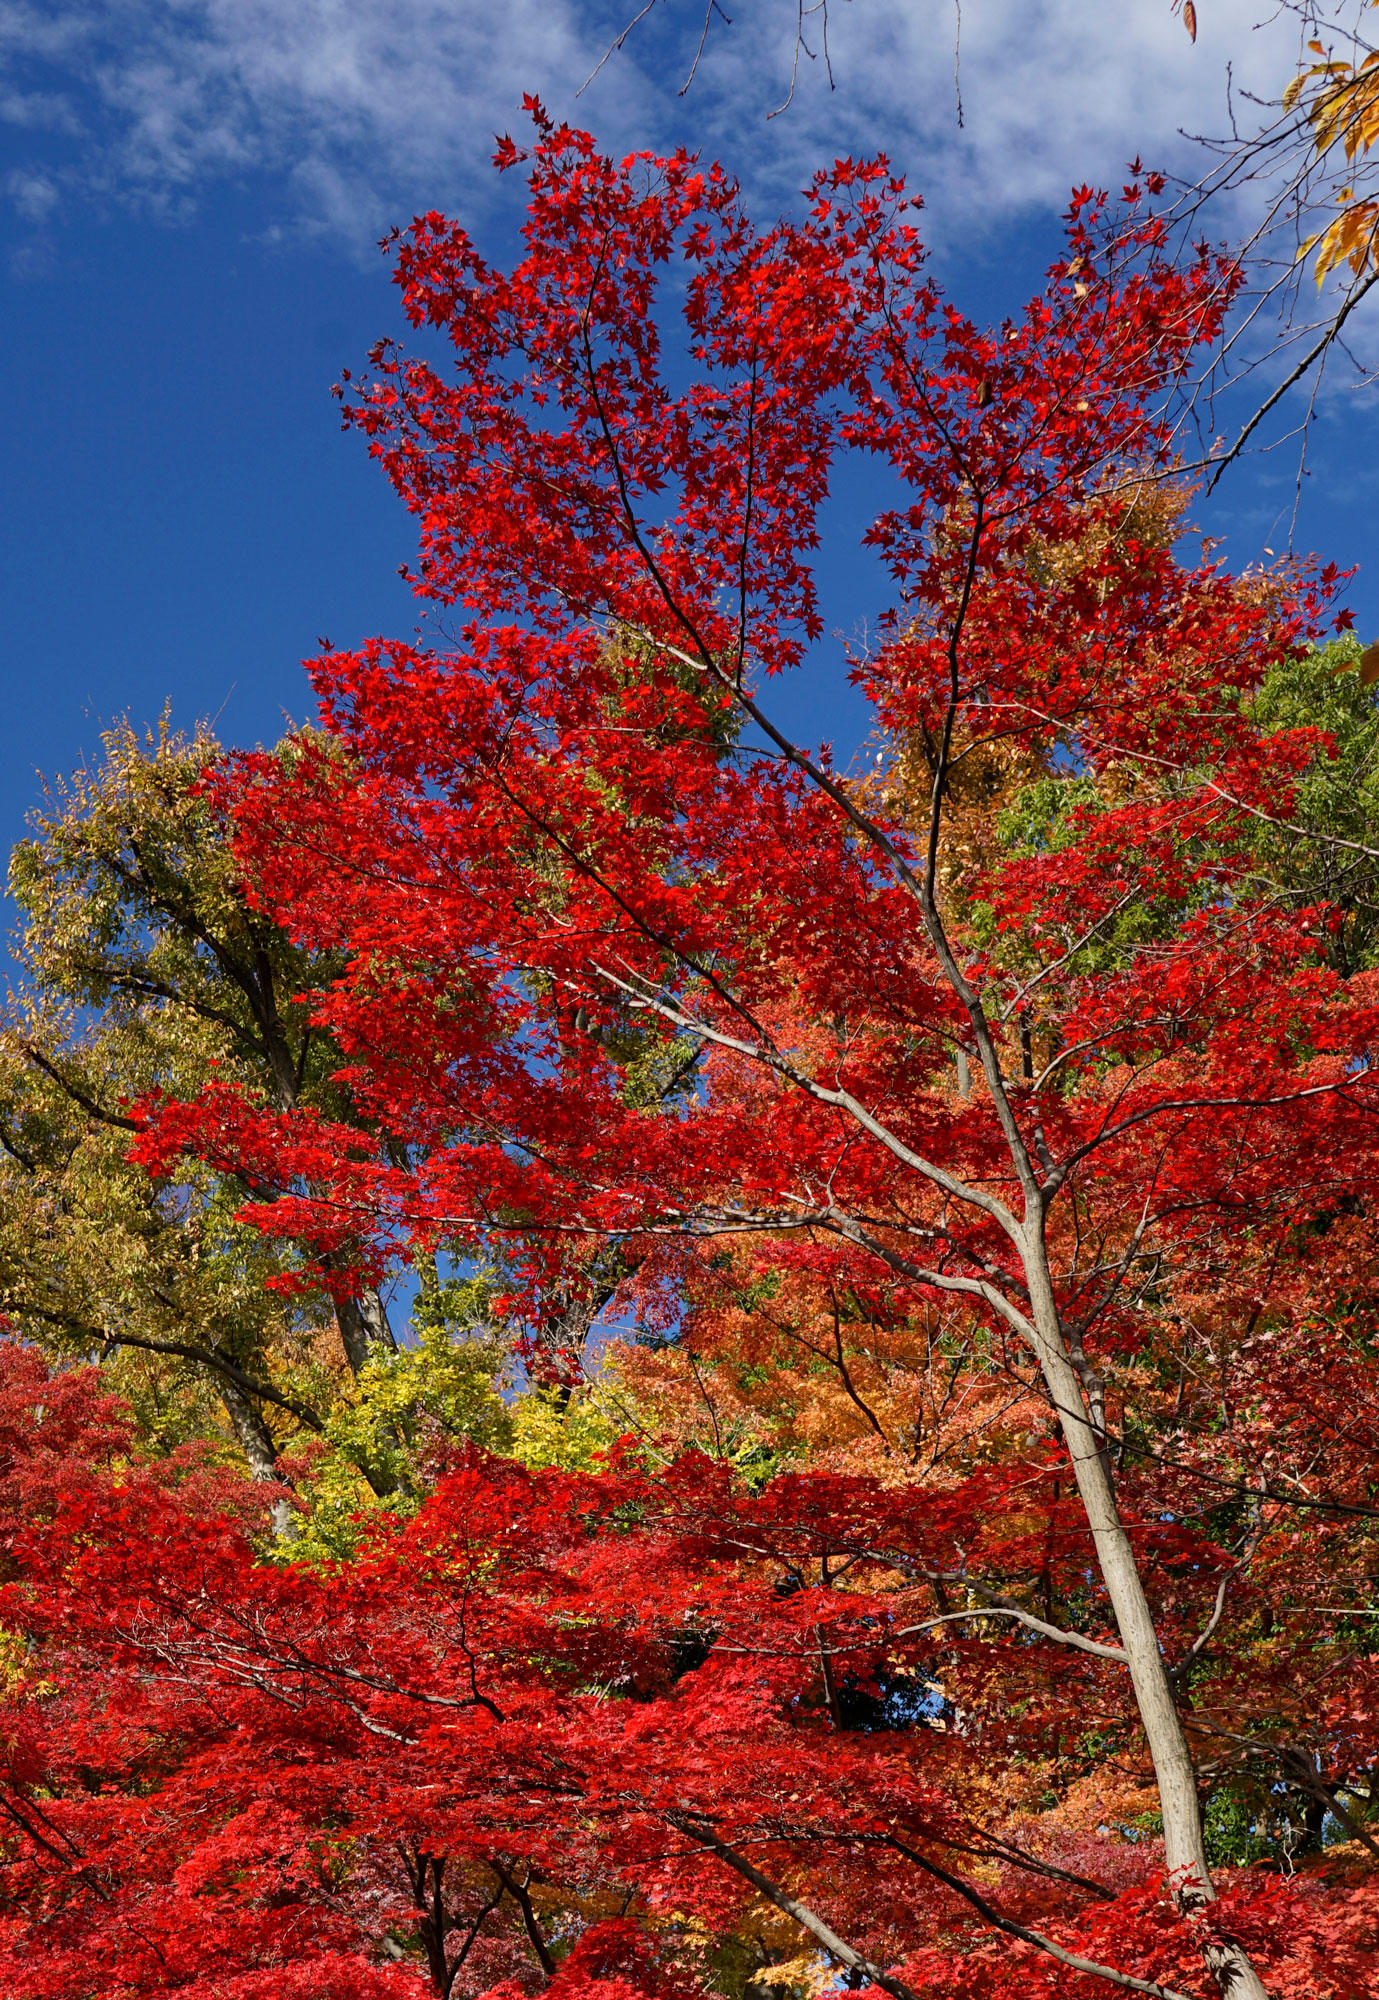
top-left (0, 718), bottom-right (409, 1515)
top-left (1244, 635), bottom-right (1379, 976)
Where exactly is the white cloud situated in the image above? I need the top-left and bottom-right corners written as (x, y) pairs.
top-left (666, 0), bottom-right (1306, 236)
top-left (0, 0), bottom-right (630, 236)
top-left (4, 162), bottom-right (58, 219)
top-left (0, 0), bottom-right (1312, 245)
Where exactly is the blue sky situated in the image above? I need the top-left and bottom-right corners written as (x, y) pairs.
top-left (3, 0), bottom-right (1377, 877)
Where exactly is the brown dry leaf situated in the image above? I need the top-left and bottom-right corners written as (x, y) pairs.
top-left (1183, 0), bottom-right (1197, 43)
top-left (1359, 641), bottom-right (1379, 686)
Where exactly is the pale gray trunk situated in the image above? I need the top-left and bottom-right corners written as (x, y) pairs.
top-left (360, 1284), bottom-right (396, 1350)
top-left (218, 1378), bottom-right (297, 1542)
top-left (335, 1284), bottom-right (396, 1374)
top-left (330, 1284), bottom-right (409, 1500)
top-left (1022, 1243), bottom-right (1270, 2000)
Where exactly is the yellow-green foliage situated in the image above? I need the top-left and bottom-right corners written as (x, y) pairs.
top-left (287, 1270), bottom-right (620, 1557)
top-left (510, 1383), bottom-right (618, 1473)
top-left (1, 714), bottom-right (353, 1465)
top-left (0, 1626), bottom-right (35, 1699)
top-left (289, 1321), bottom-right (514, 1558)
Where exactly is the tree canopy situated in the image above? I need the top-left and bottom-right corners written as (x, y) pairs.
top-left (2, 112), bottom-right (1378, 2000)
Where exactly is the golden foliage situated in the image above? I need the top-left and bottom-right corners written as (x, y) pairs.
top-left (1289, 38), bottom-right (1379, 280)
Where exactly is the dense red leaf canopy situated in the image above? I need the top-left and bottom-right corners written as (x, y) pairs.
top-left (1, 1351), bottom-right (1376, 1998)
top-left (138, 117), bottom-right (1373, 1314)
top-left (35, 109), bottom-right (1376, 1997)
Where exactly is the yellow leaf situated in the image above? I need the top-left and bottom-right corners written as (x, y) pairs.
top-left (1306, 198), bottom-right (1379, 284)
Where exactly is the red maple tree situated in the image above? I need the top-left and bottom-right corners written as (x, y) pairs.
top-left (1, 1348), bottom-right (1376, 1999)
top-left (81, 109), bottom-right (1379, 1996)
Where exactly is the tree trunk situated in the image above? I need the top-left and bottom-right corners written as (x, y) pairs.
top-left (1022, 1243), bottom-right (1271, 2000)
top-left (218, 1378), bottom-right (297, 1542)
top-left (333, 1281), bottom-right (396, 1374)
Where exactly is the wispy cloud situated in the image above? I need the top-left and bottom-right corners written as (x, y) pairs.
top-left (670, 0), bottom-right (1303, 235)
top-left (0, 1), bottom-right (1306, 245)
top-left (0, 0), bottom-right (624, 236)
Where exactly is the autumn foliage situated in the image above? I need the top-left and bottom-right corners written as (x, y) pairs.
top-left (4, 108), bottom-right (1379, 1998)
top-left (2, 1349), bottom-right (1377, 1999)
